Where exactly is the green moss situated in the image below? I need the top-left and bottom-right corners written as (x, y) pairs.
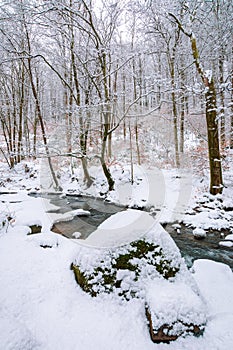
top-left (102, 273), bottom-right (116, 287)
top-left (114, 253), bottom-right (137, 271)
top-left (156, 259), bottom-right (179, 279)
top-left (71, 238), bottom-right (180, 298)
top-left (131, 240), bottom-right (156, 257)
top-left (71, 263), bottom-right (97, 297)
top-left (114, 240), bottom-right (161, 273)
top-left (93, 266), bottom-right (116, 290)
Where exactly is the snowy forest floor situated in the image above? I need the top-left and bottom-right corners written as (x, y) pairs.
top-left (0, 158), bottom-right (233, 350)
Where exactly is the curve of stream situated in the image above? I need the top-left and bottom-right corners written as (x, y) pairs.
top-left (36, 193), bottom-right (233, 270)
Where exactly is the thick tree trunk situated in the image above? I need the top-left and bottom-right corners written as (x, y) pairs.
top-left (191, 38), bottom-right (223, 194)
top-left (169, 13), bottom-right (224, 194)
top-left (170, 62), bottom-right (180, 167)
top-left (205, 77), bottom-right (223, 194)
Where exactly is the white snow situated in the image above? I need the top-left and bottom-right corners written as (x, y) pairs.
top-left (72, 231), bottom-right (82, 239)
top-left (1, 212), bottom-right (233, 349)
top-left (192, 259), bottom-right (233, 316)
top-left (225, 234), bottom-right (233, 241)
top-left (85, 209), bottom-right (156, 247)
top-left (1, 159), bottom-right (233, 349)
top-left (172, 223), bottom-right (182, 229)
top-left (72, 209), bottom-right (91, 216)
top-left (218, 233), bottom-right (233, 247)
top-left (219, 240), bottom-right (233, 247)
top-left (146, 280), bottom-right (206, 333)
top-left (193, 228), bottom-right (206, 238)
top-left (204, 69), bottom-right (212, 83)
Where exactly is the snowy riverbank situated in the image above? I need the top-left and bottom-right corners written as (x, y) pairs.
top-left (1, 160), bottom-right (233, 349)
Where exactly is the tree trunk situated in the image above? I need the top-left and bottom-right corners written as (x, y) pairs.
top-left (33, 114), bottom-right (38, 159)
top-left (69, 4), bottom-right (93, 186)
top-left (28, 58), bottom-right (62, 191)
top-left (79, 113), bottom-right (93, 188)
top-left (122, 65), bottom-right (127, 139)
top-left (99, 48), bottom-right (115, 191)
top-left (191, 39), bottom-right (224, 194)
top-left (219, 56), bottom-right (225, 149)
top-left (180, 94), bottom-right (185, 154)
top-left (230, 45), bottom-right (233, 149)
top-left (129, 120), bottom-right (134, 184)
top-left (169, 26), bottom-right (181, 168)
top-left (170, 59), bottom-right (180, 167)
top-left (135, 118), bottom-right (141, 165)
top-left (100, 104), bottom-right (115, 191)
top-left (169, 12), bottom-right (223, 195)
top-left (17, 62), bottom-right (25, 163)
top-left (180, 59), bottom-right (186, 154)
top-left (172, 89), bottom-right (180, 168)
top-left (205, 76), bottom-right (223, 194)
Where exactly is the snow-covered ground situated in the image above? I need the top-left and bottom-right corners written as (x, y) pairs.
top-left (1, 198), bottom-right (233, 350)
top-left (1, 159), bottom-right (233, 349)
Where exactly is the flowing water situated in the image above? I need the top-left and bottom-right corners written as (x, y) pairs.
top-left (33, 193), bottom-right (233, 269)
top-left (45, 194), bottom-right (125, 239)
top-left (163, 223), bottom-right (233, 269)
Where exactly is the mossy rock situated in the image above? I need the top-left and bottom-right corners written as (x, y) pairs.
top-left (71, 228), bottom-right (180, 299)
top-left (71, 217), bottom-right (207, 342)
top-left (71, 263), bottom-right (98, 297)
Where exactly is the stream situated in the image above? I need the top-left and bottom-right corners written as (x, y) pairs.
top-left (163, 223), bottom-right (233, 269)
top-left (45, 193), bottom-right (125, 239)
top-left (37, 193), bottom-right (233, 270)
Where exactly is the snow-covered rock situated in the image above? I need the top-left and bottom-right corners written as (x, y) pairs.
top-left (146, 280), bottom-right (206, 342)
top-left (193, 228), bottom-right (206, 240)
top-left (72, 231), bottom-right (82, 239)
top-left (84, 209), bottom-right (155, 247)
top-left (72, 210), bottom-right (207, 342)
top-left (219, 240), bottom-right (233, 248)
top-left (225, 233), bottom-right (233, 241)
top-left (218, 233), bottom-right (233, 248)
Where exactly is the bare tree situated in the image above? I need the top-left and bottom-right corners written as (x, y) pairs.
top-left (169, 11), bottom-right (223, 194)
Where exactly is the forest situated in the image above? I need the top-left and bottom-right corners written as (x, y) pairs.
top-left (0, 0), bottom-right (232, 193)
top-left (1, 1), bottom-right (233, 349)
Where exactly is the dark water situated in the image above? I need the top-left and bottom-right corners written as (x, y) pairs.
top-left (164, 223), bottom-right (233, 269)
top-left (44, 194), bottom-right (125, 239)
top-left (31, 193), bottom-right (233, 269)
